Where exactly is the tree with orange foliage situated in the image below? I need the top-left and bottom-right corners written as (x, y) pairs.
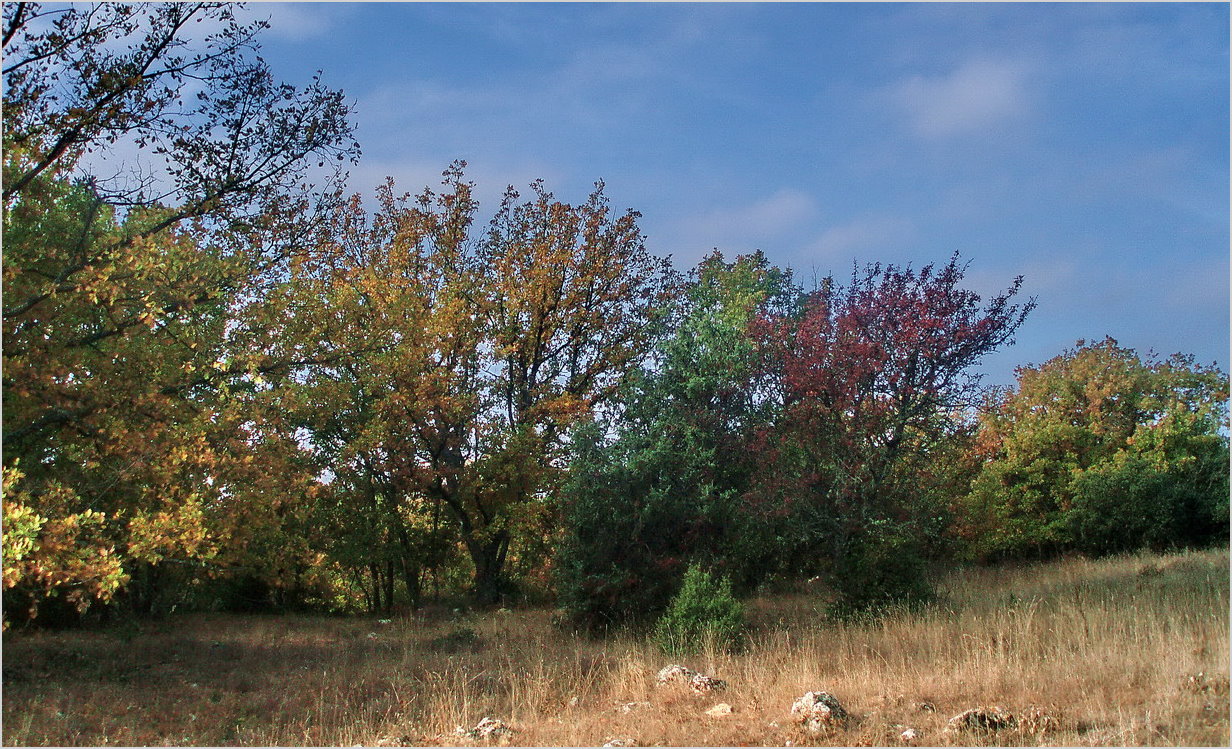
top-left (293, 165), bottom-right (675, 605)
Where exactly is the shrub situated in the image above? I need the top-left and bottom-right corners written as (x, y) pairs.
top-left (827, 524), bottom-right (934, 619)
top-left (653, 564), bottom-right (744, 655)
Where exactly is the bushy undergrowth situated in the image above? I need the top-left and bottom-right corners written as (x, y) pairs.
top-left (827, 526), bottom-right (935, 619)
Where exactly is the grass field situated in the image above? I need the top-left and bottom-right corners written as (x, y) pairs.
top-left (3, 547), bottom-right (1228, 746)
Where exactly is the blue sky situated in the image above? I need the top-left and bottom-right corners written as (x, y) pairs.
top-left (250, 2), bottom-right (1228, 386)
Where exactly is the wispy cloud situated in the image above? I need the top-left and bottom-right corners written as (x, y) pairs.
top-left (672, 189), bottom-right (820, 254)
top-left (253, 3), bottom-right (345, 43)
top-left (805, 215), bottom-right (916, 262)
top-left (888, 59), bottom-right (1032, 138)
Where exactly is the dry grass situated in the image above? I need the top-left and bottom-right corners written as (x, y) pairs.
top-left (3, 547), bottom-right (1228, 746)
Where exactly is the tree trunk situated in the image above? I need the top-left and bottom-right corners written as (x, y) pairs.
top-left (369, 563), bottom-right (383, 613)
top-left (129, 561), bottom-right (163, 616)
top-left (391, 515), bottom-right (422, 610)
top-left (400, 555), bottom-right (421, 610)
top-left (353, 568), bottom-right (373, 613)
top-left (383, 560), bottom-right (395, 613)
top-left (467, 530), bottom-right (511, 605)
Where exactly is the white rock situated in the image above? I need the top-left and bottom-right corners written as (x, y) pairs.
top-left (474, 717), bottom-right (512, 739)
top-left (655, 664), bottom-right (727, 693)
top-left (790, 691), bottom-right (848, 732)
top-left (900, 727), bottom-right (919, 743)
top-left (454, 717), bottom-right (514, 742)
top-left (656, 664), bottom-right (694, 684)
top-left (705, 702), bottom-right (734, 718)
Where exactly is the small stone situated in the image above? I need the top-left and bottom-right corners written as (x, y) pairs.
top-left (900, 727), bottom-right (919, 743)
top-left (567, 696), bottom-right (580, 708)
top-left (1182, 672), bottom-right (1229, 694)
top-left (453, 717), bottom-right (514, 743)
top-left (705, 702), bottom-right (734, 718)
top-left (602, 738), bottom-right (638, 747)
top-left (916, 701), bottom-right (936, 712)
top-left (617, 701), bottom-right (651, 713)
top-left (474, 717), bottom-right (512, 740)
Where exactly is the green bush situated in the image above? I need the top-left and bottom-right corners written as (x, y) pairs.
top-left (1067, 455), bottom-right (1178, 555)
top-left (827, 525), bottom-right (934, 619)
top-left (653, 564), bottom-right (745, 655)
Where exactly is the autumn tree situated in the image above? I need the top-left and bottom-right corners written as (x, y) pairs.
top-left (286, 170), bottom-right (483, 612)
top-left (2, 2), bottom-right (357, 620)
top-left (289, 166), bottom-right (675, 607)
top-left (749, 255), bottom-right (1034, 611)
top-left (467, 180), bottom-right (676, 602)
top-left (958, 338), bottom-right (1229, 560)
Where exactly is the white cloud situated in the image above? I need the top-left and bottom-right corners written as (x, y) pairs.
top-left (890, 59), bottom-right (1032, 138)
top-left (806, 215), bottom-right (916, 261)
top-left (674, 189), bottom-right (820, 251)
top-left (250, 3), bottom-right (342, 43)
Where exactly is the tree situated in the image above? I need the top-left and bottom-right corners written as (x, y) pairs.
top-left (2, 2), bottom-right (357, 620)
top-left (466, 179), bottom-right (676, 602)
top-left (290, 166), bottom-right (675, 607)
top-left (287, 170), bottom-right (483, 612)
top-left (959, 338), bottom-right (1229, 560)
top-left (748, 254), bottom-right (1034, 611)
top-left (557, 252), bottom-right (794, 629)
top-left (653, 563), bottom-right (745, 655)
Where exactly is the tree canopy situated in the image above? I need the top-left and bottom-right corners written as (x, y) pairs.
top-left (959, 337), bottom-right (1229, 560)
top-left (4, 3), bottom-right (1225, 627)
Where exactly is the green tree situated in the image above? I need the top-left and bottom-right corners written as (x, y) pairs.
top-left (653, 563), bottom-right (745, 655)
top-left (557, 252), bottom-right (795, 630)
top-left (960, 338), bottom-right (1229, 560)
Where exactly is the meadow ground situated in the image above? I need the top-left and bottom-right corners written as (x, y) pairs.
top-left (2, 547), bottom-right (1228, 747)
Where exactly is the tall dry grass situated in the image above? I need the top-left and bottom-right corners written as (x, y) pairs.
top-left (3, 547), bottom-right (1227, 746)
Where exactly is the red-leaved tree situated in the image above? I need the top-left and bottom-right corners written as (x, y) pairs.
top-left (749, 254), bottom-right (1034, 610)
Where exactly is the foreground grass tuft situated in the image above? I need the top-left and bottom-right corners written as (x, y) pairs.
top-left (3, 547), bottom-right (1228, 746)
